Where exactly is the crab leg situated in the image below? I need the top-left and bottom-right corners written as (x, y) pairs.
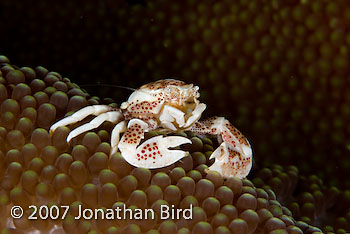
top-left (183, 103), bottom-right (206, 128)
top-left (190, 117), bottom-right (252, 178)
top-left (118, 119), bottom-right (192, 169)
top-left (110, 120), bottom-right (127, 155)
top-left (66, 111), bottom-right (123, 142)
top-left (159, 103), bottom-right (206, 130)
top-left (50, 105), bottom-right (113, 133)
top-left (159, 105), bottom-right (185, 130)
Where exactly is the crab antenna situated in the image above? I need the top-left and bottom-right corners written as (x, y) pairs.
top-left (80, 83), bottom-right (137, 91)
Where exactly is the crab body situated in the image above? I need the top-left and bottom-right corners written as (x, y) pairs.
top-left (50, 79), bottom-right (252, 178)
top-left (120, 79), bottom-right (206, 131)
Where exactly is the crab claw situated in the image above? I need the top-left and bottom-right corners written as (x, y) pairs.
top-left (190, 116), bottom-right (253, 179)
top-left (119, 135), bottom-right (191, 169)
top-left (206, 142), bottom-right (252, 179)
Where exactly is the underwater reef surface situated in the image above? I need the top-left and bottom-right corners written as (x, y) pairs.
top-left (0, 56), bottom-right (350, 233)
top-left (1, 0), bottom-right (349, 191)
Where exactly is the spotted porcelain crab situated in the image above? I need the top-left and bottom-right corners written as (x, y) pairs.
top-left (50, 79), bottom-right (252, 178)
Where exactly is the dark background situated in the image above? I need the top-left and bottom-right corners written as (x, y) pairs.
top-left (1, 0), bottom-right (349, 188)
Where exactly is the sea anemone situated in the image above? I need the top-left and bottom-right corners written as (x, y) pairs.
top-left (0, 56), bottom-right (331, 233)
